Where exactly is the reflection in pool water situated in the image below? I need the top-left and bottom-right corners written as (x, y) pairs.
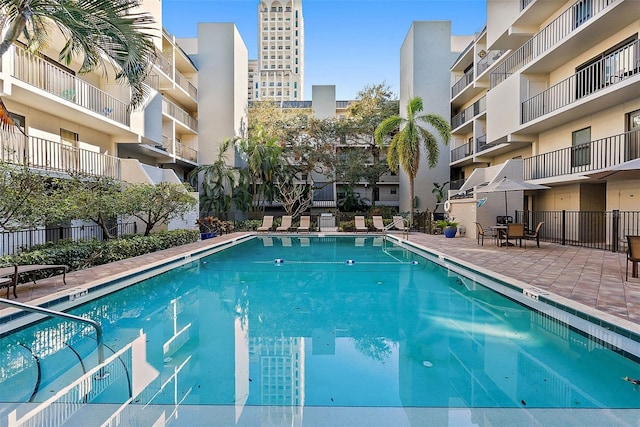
top-left (2, 236), bottom-right (640, 424)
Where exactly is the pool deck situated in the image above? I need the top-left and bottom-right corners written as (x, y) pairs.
top-left (2, 231), bottom-right (639, 326)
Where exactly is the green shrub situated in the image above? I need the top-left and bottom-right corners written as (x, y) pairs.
top-left (0, 229), bottom-right (200, 282)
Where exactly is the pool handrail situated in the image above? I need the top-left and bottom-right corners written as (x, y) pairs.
top-left (0, 297), bottom-right (104, 364)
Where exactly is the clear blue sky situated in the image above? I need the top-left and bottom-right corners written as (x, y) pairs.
top-left (162, 0), bottom-right (487, 100)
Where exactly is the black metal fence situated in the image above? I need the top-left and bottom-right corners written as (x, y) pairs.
top-left (515, 210), bottom-right (640, 252)
top-left (1, 223), bottom-right (137, 256)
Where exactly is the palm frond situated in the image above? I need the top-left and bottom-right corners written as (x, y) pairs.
top-left (417, 113), bottom-right (452, 145)
top-left (419, 128), bottom-right (439, 168)
top-left (374, 115), bottom-right (402, 146)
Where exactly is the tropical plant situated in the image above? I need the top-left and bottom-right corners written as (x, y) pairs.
top-left (0, 0), bottom-right (156, 129)
top-left (374, 96), bottom-right (451, 226)
top-left (432, 181), bottom-right (449, 212)
top-left (436, 218), bottom-right (459, 229)
top-left (189, 139), bottom-right (236, 218)
top-left (196, 216), bottom-right (232, 234)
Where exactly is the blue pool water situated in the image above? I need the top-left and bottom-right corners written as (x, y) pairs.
top-left (2, 235), bottom-right (640, 411)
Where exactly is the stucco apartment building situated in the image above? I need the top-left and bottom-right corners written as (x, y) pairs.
top-left (444, 0), bottom-right (640, 241)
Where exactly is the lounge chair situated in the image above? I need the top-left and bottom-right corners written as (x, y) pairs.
top-left (297, 215), bottom-right (311, 233)
top-left (0, 264), bottom-right (68, 299)
top-left (257, 215), bottom-right (274, 232)
top-left (525, 221), bottom-right (545, 248)
top-left (354, 216), bottom-right (368, 233)
top-left (372, 216), bottom-right (385, 232)
top-left (626, 235), bottom-right (640, 280)
top-left (474, 222), bottom-right (496, 246)
top-left (276, 215), bottom-right (293, 232)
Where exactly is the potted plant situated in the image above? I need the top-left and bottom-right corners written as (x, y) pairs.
top-left (197, 217), bottom-right (233, 240)
top-left (436, 219), bottom-right (459, 238)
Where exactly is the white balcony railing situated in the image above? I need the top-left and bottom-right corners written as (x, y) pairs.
top-left (162, 98), bottom-right (198, 132)
top-left (12, 45), bottom-right (130, 126)
top-left (175, 141), bottom-right (198, 163)
top-left (491, 0), bottom-right (618, 88)
top-left (1, 132), bottom-right (120, 179)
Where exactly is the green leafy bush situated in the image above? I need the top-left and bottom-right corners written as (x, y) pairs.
top-left (0, 229), bottom-right (200, 279)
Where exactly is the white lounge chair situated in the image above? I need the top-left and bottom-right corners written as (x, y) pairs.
top-left (257, 215), bottom-right (274, 232)
top-left (276, 215), bottom-right (293, 232)
top-left (297, 215), bottom-right (311, 233)
top-left (354, 216), bottom-right (368, 233)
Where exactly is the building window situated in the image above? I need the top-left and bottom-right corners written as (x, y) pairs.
top-left (390, 189), bottom-right (397, 195)
top-left (571, 127), bottom-right (591, 167)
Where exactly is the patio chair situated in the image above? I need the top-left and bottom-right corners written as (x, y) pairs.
top-left (276, 215), bottom-right (293, 232)
top-left (626, 235), bottom-right (640, 281)
top-left (372, 216), bottom-right (385, 232)
top-left (525, 221), bottom-right (545, 248)
top-left (297, 215), bottom-right (311, 233)
top-left (354, 216), bottom-right (368, 233)
top-left (474, 222), bottom-right (496, 246)
top-left (257, 215), bottom-right (274, 232)
top-left (0, 264), bottom-right (68, 299)
top-left (505, 223), bottom-right (525, 248)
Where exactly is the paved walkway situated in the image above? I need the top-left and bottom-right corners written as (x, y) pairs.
top-left (2, 232), bottom-right (639, 326)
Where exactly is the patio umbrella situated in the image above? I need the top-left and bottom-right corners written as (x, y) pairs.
top-left (585, 158), bottom-right (640, 181)
top-left (476, 177), bottom-right (550, 217)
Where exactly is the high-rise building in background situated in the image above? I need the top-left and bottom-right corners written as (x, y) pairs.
top-left (248, 0), bottom-right (304, 101)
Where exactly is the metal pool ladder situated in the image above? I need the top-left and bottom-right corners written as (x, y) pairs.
top-left (0, 297), bottom-right (104, 365)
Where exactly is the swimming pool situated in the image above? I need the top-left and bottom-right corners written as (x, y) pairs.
top-left (2, 235), bottom-right (640, 426)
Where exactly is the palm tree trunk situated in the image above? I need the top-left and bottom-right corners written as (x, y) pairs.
top-left (409, 178), bottom-right (415, 228)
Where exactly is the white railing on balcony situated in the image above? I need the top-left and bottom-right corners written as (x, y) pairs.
top-left (162, 98), bottom-right (198, 132)
top-left (451, 68), bottom-right (474, 98)
top-left (491, 0), bottom-right (618, 88)
top-left (451, 140), bottom-right (473, 162)
top-left (12, 46), bottom-right (130, 126)
top-left (1, 132), bottom-right (121, 179)
top-left (175, 141), bottom-right (198, 163)
top-left (477, 50), bottom-right (507, 75)
top-left (154, 53), bottom-right (172, 76)
top-left (521, 39), bottom-right (639, 123)
top-left (451, 96), bottom-right (486, 129)
top-left (174, 70), bottom-right (198, 99)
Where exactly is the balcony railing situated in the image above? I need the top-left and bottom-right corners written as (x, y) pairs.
top-left (174, 70), bottom-right (198, 99)
top-left (12, 46), bottom-right (130, 126)
top-left (154, 53), bottom-right (172, 76)
top-left (175, 141), bottom-right (198, 163)
top-left (521, 0), bottom-right (533, 10)
top-left (477, 50), bottom-right (507, 75)
top-left (476, 134), bottom-right (489, 152)
top-left (451, 96), bottom-right (486, 129)
top-left (491, 0), bottom-right (618, 88)
top-left (451, 141), bottom-right (473, 162)
top-left (521, 39), bottom-right (639, 123)
top-left (523, 129), bottom-right (640, 180)
top-left (162, 98), bottom-right (198, 132)
top-left (1, 133), bottom-right (121, 179)
top-left (451, 68), bottom-right (474, 98)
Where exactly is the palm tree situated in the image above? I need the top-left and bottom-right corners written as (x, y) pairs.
top-left (0, 0), bottom-right (156, 129)
top-left (374, 96), bottom-right (451, 225)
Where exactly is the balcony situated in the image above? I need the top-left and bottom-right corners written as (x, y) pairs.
top-left (477, 50), bottom-right (507, 76)
top-left (451, 96), bottom-right (486, 131)
top-left (162, 98), bottom-right (198, 133)
top-left (451, 140), bottom-right (473, 163)
top-left (523, 129), bottom-right (640, 180)
top-left (175, 141), bottom-right (198, 164)
top-left (12, 46), bottom-right (130, 127)
top-left (1, 133), bottom-right (120, 179)
top-left (451, 68), bottom-right (474, 99)
top-left (521, 39), bottom-right (640, 124)
top-left (491, 0), bottom-right (620, 88)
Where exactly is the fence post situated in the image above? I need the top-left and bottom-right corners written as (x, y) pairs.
top-left (612, 210), bottom-right (620, 252)
top-left (561, 210), bottom-right (566, 246)
top-left (133, 222), bottom-right (138, 234)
